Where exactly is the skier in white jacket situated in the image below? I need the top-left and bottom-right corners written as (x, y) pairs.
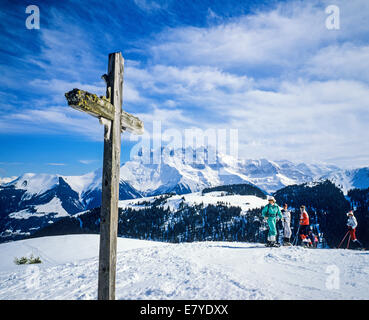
top-left (281, 204), bottom-right (292, 246)
top-left (347, 211), bottom-right (363, 249)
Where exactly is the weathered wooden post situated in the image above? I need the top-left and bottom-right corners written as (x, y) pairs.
top-left (98, 52), bottom-right (123, 300)
top-left (65, 52), bottom-right (144, 300)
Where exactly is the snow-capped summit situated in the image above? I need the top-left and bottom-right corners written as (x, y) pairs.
top-left (63, 169), bottom-right (102, 200)
top-left (321, 167), bottom-right (369, 194)
top-left (7, 173), bottom-right (60, 200)
top-left (0, 176), bottom-right (17, 185)
top-left (118, 147), bottom-right (341, 195)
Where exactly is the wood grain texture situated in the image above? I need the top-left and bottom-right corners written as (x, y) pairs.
top-left (98, 52), bottom-right (123, 300)
top-left (65, 88), bottom-right (115, 120)
top-left (121, 110), bottom-right (144, 135)
top-left (65, 88), bottom-right (143, 135)
top-left (64, 52), bottom-right (143, 300)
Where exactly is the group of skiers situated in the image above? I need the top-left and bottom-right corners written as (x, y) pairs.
top-left (261, 196), bottom-right (363, 249)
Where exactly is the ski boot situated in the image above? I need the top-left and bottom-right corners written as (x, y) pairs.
top-left (269, 241), bottom-right (281, 248)
top-left (301, 239), bottom-right (310, 248)
top-left (352, 239), bottom-right (364, 250)
top-left (283, 238), bottom-right (292, 246)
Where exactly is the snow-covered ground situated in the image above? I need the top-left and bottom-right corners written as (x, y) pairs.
top-left (9, 197), bottom-right (69, 220)
top-left (0, 235), bottom-right (369, 300)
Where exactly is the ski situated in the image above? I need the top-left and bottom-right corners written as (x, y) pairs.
top-left (265, 243), bottom-right (281, 248)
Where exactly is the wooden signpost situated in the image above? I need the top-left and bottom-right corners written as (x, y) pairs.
top-left (65, 52), bottom-right (144, 300)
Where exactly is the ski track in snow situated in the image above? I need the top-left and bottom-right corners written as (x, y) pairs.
top-left (0, 235), bottom-right (369, 300)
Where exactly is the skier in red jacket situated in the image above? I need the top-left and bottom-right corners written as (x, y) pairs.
top-left (299, 205), bottom-right (310, 245)
top-left (347, 210), bottom-right (363, 249)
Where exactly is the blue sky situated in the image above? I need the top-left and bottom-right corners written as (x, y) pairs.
top-left (1, 0), bottom-right (369, 178)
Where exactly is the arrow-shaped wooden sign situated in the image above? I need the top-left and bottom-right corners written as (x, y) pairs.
top-left (65, 88), bottom-right (144, 135)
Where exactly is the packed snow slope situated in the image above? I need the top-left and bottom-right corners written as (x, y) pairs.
top-left (1, 235), bottom-right (369, 300)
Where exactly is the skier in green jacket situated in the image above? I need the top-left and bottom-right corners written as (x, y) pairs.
top-left (262, 196), bottom-right (283, 247)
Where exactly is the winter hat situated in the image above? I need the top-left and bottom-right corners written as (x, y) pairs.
top-left (267, 196), bottom-right (276, 202)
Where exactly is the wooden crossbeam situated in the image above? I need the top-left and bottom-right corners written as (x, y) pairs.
top-left (65, 89), bottom-right (115, 121)
top-left (65, 88), bottom-right (144, 135)
top-left (120, 110), bottom-right (144, 135)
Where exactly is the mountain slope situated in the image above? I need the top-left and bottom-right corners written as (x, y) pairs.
top-left (118, 189), bottom-right (268, 215)
top-left (0, 173), bottom-right (141, 242)
top-left (26, 185), bottom-right (269, 243)
top-left (321, 167), bottom-right (369, 194)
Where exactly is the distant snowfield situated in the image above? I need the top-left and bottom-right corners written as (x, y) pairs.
top-left (0, 235), bottom-right (369, 300)
top-left (9, 197), bottom-right (69, 220)
top-left (119, 192), bottom-right (268, 214)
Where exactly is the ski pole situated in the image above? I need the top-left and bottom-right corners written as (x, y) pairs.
top-left (293, 224), bottom-right (300, 246)
top-left (337, 231), bottom-right (349, 249)
top-left (346, 234), bottom-right (351, 249)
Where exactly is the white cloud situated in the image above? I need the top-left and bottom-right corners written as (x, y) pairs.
top-left (304, 44), bottom-right (369, 82)
top-left (134, 105), bottom-right (193, 133)
top-left (0, 106), bottom-right (103, 141)
top-left (127, 64), bottom-right (253, 95)
top-left (124, 61), bottom-right (369, 166)
top-left (149, 2), bottom-right (327, 71)
top-left (225, 79), bottom-right (369, 165)
top-left (119, 0), bottom-right (369, 168)
top-left (33, 20), bottom-right (105, 80)
top-left (29, 79), bottom-right (105, 104)
top-left (79, 160), bottom-right (97, 165)
top-left (133, 0), bottom-right (163, 12)
top-left (147, 0), bottom-right (369, 78)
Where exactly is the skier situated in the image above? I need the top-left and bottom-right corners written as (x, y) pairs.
top-left (262, 196), bottom-right (282, 247)
top-left (314, 233), bottom-right (319, 248)
top-left (299, 205), bottom-right (310, 246)
top-left (281, 203), bottom-right (292, 246)
top-left (307, 230), bottom-right (318, 248)
top-left (346, 210), bottom-right (363, 249)
top-left (300, 234), bottom-right (310, 247)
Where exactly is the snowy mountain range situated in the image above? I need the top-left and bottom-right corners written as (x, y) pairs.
top-left (321, 167), bottom-right (369, 194)
top-left (0, 148), bottom-right (368, 241)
